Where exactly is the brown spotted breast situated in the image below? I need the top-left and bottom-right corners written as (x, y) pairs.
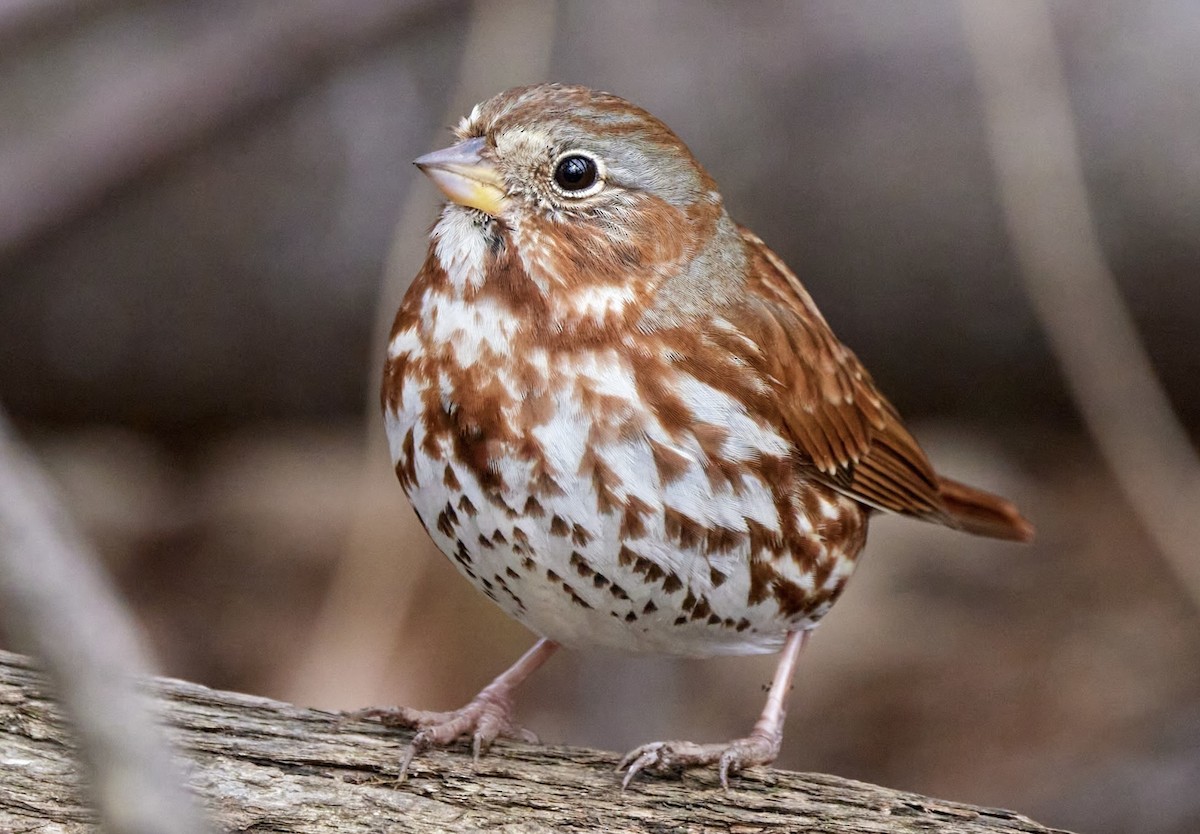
top-left (383, 208), bottom-right (868, 658)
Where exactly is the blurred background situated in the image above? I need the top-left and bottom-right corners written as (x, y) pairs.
top-left (1, 1), bottom-right (1198, 831)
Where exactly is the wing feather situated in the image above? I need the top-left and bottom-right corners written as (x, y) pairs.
top-left (730, 227), bottom-right (949, 521)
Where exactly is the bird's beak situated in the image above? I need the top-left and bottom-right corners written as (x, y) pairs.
top-left (414, 136), bottom-right (508, 216)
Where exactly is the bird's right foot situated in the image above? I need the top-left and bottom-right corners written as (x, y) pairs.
top-left (354, 693), bottom-right (539, 780)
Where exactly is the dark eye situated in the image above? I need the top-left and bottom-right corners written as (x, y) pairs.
top-left (553, 154), bottom-right (600, 194)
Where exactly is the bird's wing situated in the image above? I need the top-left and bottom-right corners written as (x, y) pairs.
top-left (725, 227), bottom-right (947, 520)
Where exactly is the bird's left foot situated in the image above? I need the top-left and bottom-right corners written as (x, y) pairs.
top-left (617, 732), bottom-right (781, 789)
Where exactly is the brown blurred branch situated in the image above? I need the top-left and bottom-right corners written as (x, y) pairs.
top-left (0, 0), bottom-right (461, 262)
top-left (0, 0), bottom-right (112, 47)
top-left (961, 1), bottom-right (1200, 615)
top-left (0, 412), bottom-right (210, 833)
top-left (0, 650), bottom-right (1072, 834)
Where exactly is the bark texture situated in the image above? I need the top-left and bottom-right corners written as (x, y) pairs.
top-left (0, 650), bottom-right (1072, 833)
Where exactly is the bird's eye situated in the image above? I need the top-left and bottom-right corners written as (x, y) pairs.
top-left (552, 152), bottom-right (602, 196)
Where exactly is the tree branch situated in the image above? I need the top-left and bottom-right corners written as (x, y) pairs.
top-left (0, 650), bottom-right (1072, 834)
top-left (960, 0), bottom-right (1200, 613)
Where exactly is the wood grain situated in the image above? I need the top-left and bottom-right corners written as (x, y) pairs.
top-left (0, 650), bottom-right (1074, 834)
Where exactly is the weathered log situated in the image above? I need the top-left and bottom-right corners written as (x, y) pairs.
top-left (0, 650), bottom-right (1071, 833)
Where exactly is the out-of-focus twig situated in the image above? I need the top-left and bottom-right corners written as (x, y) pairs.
top-left (961, 1), bottom-right (1200, 613)
top-left (0, 0), bottom-right (112, 48)
top-left (286, 0), bottom-right (558, 708)
top-left (0, 409), bottom-right (210, 834)
top-left (0, 0), bottom-right (458, 262)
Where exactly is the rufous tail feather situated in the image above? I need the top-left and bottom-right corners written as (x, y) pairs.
top-left (937, 476), bottom-right (1034, 542)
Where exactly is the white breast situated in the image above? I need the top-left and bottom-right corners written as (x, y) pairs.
top-left (383, 211), bottom-right (858, 657)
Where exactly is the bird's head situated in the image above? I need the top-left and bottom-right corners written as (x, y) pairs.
top-left (415, 84), bottom-right (740, 325)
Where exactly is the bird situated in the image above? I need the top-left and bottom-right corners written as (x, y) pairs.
top-left (375, 83), bottom-right (1033, 788)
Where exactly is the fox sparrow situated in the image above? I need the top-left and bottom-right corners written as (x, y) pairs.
top-left (376, 83), bottom-right (1033, 787)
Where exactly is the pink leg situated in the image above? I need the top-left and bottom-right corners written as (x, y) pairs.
top-left (619, 629), bottom-right (811, 789)
top-left (356, 638), bottom-right (558, 780)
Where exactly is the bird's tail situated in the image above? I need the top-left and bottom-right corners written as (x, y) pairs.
top-left (937, 476), bottom-right (1035, 542)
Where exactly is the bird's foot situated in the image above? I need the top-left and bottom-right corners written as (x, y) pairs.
top-left (617, 731), bottom-right (780, 789)
top-left (354, 692), bottom-right (538, 780)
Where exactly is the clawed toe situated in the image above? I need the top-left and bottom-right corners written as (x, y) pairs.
top-left (715, 736), bottom-right (776, 788)
top-left (617, 742), bottom-right (666, 788)
top-left (348, 705), bottom-right (444, 729)
top-left (357, 700), bottom-right (537, 781)
top-left (617, 741), bottom-right (697, 788)
top-left (618, 735), bottom-right (778, 789)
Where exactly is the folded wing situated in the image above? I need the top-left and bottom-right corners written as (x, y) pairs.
top-left (725, 228), bottom-right (1032, 542)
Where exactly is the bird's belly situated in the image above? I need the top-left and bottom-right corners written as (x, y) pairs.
top-left (385, 350), bottom-right (867, 657)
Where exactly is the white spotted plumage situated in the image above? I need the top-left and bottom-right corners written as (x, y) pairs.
top-left (385, 207), bottom-right (860, 657)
